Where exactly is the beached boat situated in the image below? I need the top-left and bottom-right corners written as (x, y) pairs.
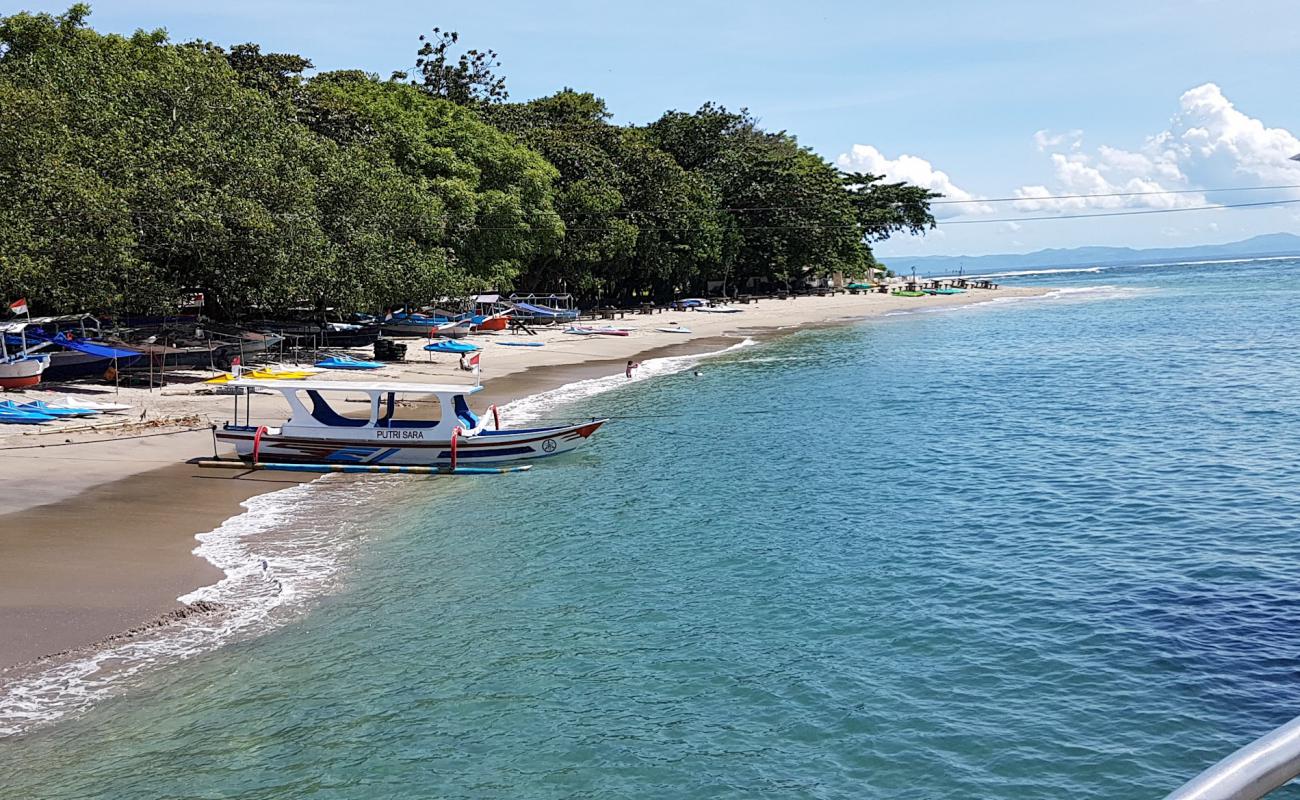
top-left (251, 319), bottom-right (382, 348)
top-left (214, 379), bottom-right (607, 466)
top-left (891, 290), bottom-right (927, 297)
top-left (0, 321), bottom-right (49, 389)
top-left (435, 319), bottom-right (474, 339)
top-left (1, 399), bottom-right (97, 418)
top-left (4, 318), bottom-right (142, 380)
top-left (205, 366), bottom-right (322, 384)
top-left (656, 326), bottom-right (692, 334)
top-left (315, 355), bottom-right (385, 370)
top-left (380, 312), bottom-right (441, 337)
top-left (470, 311), bottom-right (511, 332)
top-left (0, 406), bottom-right (54, 424)
top-left (506, 301), bottom-right (580, 324)
top-left (47, 396), bottom-right (132, 413)
top-left (694, 305), bottom-right (742, 313)
top-left (0, 355), bottom-right (47, 389)
top-left (382, 312), bottom-right (475, 339)
top-left (496, 341), bottom-right (544, 347)
top-left (424, 340), bottom-right (481, 354)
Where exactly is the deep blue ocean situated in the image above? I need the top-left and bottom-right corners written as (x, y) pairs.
top-left (4, 257), bottom-right (1300, 798)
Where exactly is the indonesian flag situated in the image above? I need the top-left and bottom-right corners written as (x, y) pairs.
top-left (468, 352), bottom-right (481, 370)
top-left (9, 298), bottom-right (28, 316)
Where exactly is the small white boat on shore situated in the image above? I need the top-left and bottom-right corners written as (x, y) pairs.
top-left (0, 322), bottom-right (48, 390)
top-left (0, 354), bottom-right (47, 390)
top-left (47, 396), bottom-right (132, 413)
top-left (695, 305), bottom-right (742, 314)
top-left (214, 379), bottom-right (607, 466)
top-left (656, 326), bottom-right (692, 334)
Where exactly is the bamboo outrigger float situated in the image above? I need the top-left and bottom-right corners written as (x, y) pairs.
top-left (212, 378), bottom-right (606, 469)
top-left (194, 459), bottom-right (530, 475)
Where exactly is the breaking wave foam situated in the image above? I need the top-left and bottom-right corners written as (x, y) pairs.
top-left (881, 285), bottom-right (1142, 317)
top-left (941, 267), bottom-right (1106, 279)
top-left (501, 337), bottom-right (756, 423)
top-left (940, 254), bottom-right (1299, 281)
top-left (0, 476), bottom-right (400, 738)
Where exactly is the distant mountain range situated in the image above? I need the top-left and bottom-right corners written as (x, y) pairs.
top-left (879, 233), bottom-right (1300, 275)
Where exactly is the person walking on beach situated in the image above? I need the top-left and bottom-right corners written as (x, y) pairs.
top-left (626, 360), bottom-right (639, 379)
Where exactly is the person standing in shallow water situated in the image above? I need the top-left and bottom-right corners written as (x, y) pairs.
top-left (626, 360), bottom-right (639, 379)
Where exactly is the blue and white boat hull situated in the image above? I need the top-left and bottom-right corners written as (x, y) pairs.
top-left (215, 420), bottom-right (605, 466)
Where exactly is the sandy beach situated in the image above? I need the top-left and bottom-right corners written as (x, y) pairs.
top-left (0, 287), bottom-right (1047, 670)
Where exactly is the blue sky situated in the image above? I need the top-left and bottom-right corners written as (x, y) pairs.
top-left (19, 0), bottom-right (1300, 257)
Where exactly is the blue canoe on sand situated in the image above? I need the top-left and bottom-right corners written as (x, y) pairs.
top-left (15, 399), bottom-right (98, 417)
top-left (316, 356), bottom-right (385, 370)
top-left (0, 405), bottom-right (55, 424)
top-left (496, 341), bottom-right (544, 347)
top-left (424, 340), bottom-right (481, 354)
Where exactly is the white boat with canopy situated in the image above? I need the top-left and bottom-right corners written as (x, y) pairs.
top-left (0, 321), bottom-right (48, 390)
top-left (214, 379), bottom-right (606, 466)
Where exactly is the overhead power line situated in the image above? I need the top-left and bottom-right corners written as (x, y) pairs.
top-left (454, 197), bottom-right (1300, 231)
top-left (931, 183), bottom-right (1300, 205)
top-left (516, 183), bottom-right (1300, 215)
top-left (942, 197), bottom-right (1300, 225)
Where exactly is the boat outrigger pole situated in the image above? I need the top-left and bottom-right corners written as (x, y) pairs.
top-left (194, 459), bottom-right (530, 476)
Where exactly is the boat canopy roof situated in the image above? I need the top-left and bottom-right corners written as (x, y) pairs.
top-left (25, 314), bottom-right (99, 325)
top-left (0, 322), bottom-right (29, 334)
top-left (228, 378), bottom-right (483, 396)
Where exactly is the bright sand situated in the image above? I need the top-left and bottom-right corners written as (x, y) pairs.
top-left (0, 288), bottom-right (1047, 669)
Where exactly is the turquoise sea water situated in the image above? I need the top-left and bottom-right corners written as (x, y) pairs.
top-left (5, 257), bottom-right (1300, 798)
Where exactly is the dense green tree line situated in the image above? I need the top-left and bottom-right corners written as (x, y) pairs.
top-left (0, 5), bottom-right (937, 316)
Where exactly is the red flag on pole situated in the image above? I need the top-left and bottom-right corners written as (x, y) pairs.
top-left (9, 298), bottom-right (28, 316)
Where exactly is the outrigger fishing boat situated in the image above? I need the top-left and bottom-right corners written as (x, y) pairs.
top-left (0, 322), bottom-right (48, 390)
top-left (214, 379), bottom-right (607, 466)
top-left (0, 355), bottom-right (47, 390)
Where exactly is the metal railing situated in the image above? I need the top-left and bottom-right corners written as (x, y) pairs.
top-left (1166, 716), bottom-right (1300, 799)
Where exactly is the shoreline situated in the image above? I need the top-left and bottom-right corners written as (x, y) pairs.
top-left (0, 287), bottom-right (1049, 676)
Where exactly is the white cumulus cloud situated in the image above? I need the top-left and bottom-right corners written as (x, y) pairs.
top-left (1033, 129), bottom-right (1083, 152)
top-left (1015, 83), bottom-right (1300, 214)
top-left (835, 144), bottom-right (992, 218)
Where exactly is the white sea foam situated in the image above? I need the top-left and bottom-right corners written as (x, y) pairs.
top-left (1127, 254), bottom-right (1300, 269)
top-left (937, 254), bottom-right (1299, 280)
top-left (0, 475), bottom-right (399, 738)
top-left (881, 285), bottom-right (1142, 317)
top-left (500, 337), bottom-right (756, 424)
top-left (938, 266), bottom-right (1106, 279)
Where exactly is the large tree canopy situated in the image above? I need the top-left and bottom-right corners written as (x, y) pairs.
top-left (485, 90), bottom-right (722, 301)
top-left (0, 6), bottom-right (937, 316)
top-left (648, 104), bottom-right (899, 288)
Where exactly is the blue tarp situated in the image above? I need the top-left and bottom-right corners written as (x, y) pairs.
top-left (33, 334), bottom-right (141, 359)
